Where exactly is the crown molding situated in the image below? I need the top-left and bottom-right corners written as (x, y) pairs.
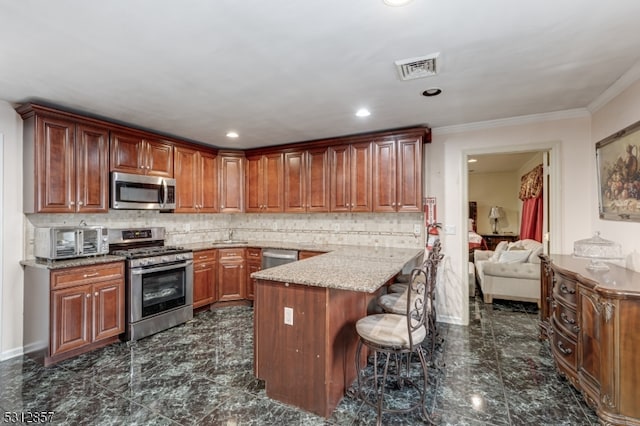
top-left (433, 108), bottom-right (590, 135)
top-left (588, 60), bottom-right (640, 113)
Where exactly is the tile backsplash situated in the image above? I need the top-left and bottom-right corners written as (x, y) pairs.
top-left (24, 211), bottom-right (425, 259)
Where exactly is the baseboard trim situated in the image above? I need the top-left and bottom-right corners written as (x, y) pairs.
top-left (0, 346), bottom-right (24, 361)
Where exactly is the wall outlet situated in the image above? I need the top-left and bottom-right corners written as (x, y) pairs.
top-left (413, 224), bottom-right (421, 235)
top-left (284, 307), bottom-right (293, 325)
top-left (444, 224), bottom-right (456, 235)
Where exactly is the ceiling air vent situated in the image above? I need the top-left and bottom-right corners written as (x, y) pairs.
top-left (395, 53), bottom-right (439, 81)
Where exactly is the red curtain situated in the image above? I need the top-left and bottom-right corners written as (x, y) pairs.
top-left (520, 194), bottom-right (543, 241)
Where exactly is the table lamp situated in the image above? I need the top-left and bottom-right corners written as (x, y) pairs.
top-left (488, 206), bottom-right (501, 234)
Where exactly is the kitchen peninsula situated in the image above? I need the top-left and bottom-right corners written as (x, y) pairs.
top-left (251, 245), bottom-right (424, 417)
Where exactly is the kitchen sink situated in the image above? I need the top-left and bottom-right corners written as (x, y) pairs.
top-left (210, 240), bottom-right (249, 246)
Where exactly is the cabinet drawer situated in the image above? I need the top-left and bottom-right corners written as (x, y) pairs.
top-left (553, 301), bottom-right (579, 338)
top-left (219, 248), bottom-right (245, 259)
top-left (51, 262), bottom-right (124, 290)
top-left (194, 249), bottom-right (217, 262)
top-left (246, 248), bottom-right (262, 259)
top-left (550, 318), bottom-right (577, 369)
top-left (553, 274), bottom-right (577, 307)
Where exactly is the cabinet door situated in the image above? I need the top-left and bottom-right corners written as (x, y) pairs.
top-left (372, 139), bottom-right (397, 212)
top-left (246, 260), bottom-right (260, 300)
top-left (110, 131), bottom-right (144, 173)
top-left (329, 145), bottom-right (351, 212)
top-left (51, 284), bottom-right (92, 356)
top-left (92, 279), bottom-right (125, 342)
top-left (350, 142), bottom-right (372, 212)
top-left (284, 151), bottom-right (306, 213)
top-left (35, 115), bottom-right (76, 213)
top-left (174, 146), bottom-right (198, 212)
top-left (219, 154), bottom-right (244, 213)
top-left (396, 137), bottom-right (422, 212)
top-left (263, 153), bottom-right (284, 212)
top-left (245, 155), bottom-right (263, 212)
top-left (199, 151), bottom-right (218, 212)
top-left (193, 261), bottom-right (216, 308)
top-left (306, 147), bottom-right (330, 212)
top-left (144, 139), bottom-right (174, 177)
top-left (578, 286), bottom-right (601, 395)
top-left (218, 259), bottom-right (245, 301)
top-left (75, 123), bottom-right (109, 213)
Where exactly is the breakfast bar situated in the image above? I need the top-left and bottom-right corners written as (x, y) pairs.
top-left (251, 246), bottom-right (424, 418)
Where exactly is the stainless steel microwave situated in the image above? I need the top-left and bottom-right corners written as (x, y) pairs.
top-left (34, 226), bottom-right (109, 260)
top-left (111, 172), bottom-right (176, 210)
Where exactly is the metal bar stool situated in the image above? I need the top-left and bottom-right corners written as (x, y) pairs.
top-left (353, 258), bottom-right (438, 425)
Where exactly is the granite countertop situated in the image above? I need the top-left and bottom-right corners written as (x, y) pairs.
top-left (20, 255), bottom-right (126, 270)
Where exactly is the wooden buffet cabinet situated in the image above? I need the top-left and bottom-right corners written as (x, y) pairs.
top-left (540, 255), bottom-right (640, 425)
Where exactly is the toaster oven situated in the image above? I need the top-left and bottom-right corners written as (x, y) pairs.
top-left (34, 226), bottom-right (109, 260)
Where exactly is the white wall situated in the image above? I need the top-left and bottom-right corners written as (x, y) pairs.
top-left (429, 113), bottom-right (591, 325)
top-left (591, 78), bottom-right (640, 271)
top-left (0, 101), bottom-right (24, 360)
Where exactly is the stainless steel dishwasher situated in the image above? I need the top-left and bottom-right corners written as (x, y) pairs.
top-left (261, 248), bottom-right (299, 269)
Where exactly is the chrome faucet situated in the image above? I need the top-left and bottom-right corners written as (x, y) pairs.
top-left (228, 229), bottom-right (234, 241)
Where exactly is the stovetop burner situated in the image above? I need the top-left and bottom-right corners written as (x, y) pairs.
top-left (112, 245), bottom-right (189, 259)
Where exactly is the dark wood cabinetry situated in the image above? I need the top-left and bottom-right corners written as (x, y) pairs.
top-left (540, 255), bottom-right (640, 425)
top-left (246, 153), bottom-right (283, 212)
top-left (174, 146), bottom-right (218, 213)
top-left (372, 136), bottom-right (423, 212)
top-left (19, 105), bottom-right (110, 213)
top-left (283, 147), bottom-right (330, 213)
top-left (245, 248), bottom-right (262, 300)
top-left (219, 152), bottom-right (245, 213)
top-left (218, 248), bottom-right (246, 301)
top-left (329, 142), bottom-right (372, 212)
top-left (110, 130), bottom-right (173, 177)
top-left (481, 234), bottom-right (519, 251)
top-left (193, 249), bottom-right (218, 308)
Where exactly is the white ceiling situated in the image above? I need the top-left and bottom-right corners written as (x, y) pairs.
top-left (1, 1), bottom-right (640, 150)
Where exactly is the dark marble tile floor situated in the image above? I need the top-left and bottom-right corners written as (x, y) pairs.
top-left (1, 293), bottom-right (598, 425)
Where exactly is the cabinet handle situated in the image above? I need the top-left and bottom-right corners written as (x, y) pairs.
top-left (94, 292), bottom-right (99, 297)
top-left (70, 201), bottom-right (75, 206)
top-left (78, 201), bottom-right (84, 206)
top-left (86, 293), bottom-right (91, 299)
top-left (560, 312), bottom-right (575, 325)
top-left (83, 272), bottom-right (99, 278)
top-left (392, 202), bottom-right (396, 206)
top-left (560, 284), bottom-right (575, 295)
top-left (556, 340), bottom-right (572, 355)
top-left (221, 204), bottom-right (225, 209)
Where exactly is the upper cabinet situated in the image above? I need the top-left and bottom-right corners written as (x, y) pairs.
top-left (246, 152), bottom-right (283, 213)
top-left (219, 151), bottom-right (245, 213)
top-left (19, 105), bottom-right (110, 213)
top-left (329, 142), bottom-right (372, 212)
top-left (284, 147), bottom-right (330, 213)
top-left (372, 136), bottom-right (423, 212)
top-left (110, 130), bottom-right (174, 177)
top-left (174, 146), bottom-right (218, 213)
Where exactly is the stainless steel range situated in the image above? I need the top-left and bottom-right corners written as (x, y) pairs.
top-left (109, 227), bottom-right (193, 341)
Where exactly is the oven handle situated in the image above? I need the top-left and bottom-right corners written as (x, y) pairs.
top-left (130, 260), bottom-right (193, 275)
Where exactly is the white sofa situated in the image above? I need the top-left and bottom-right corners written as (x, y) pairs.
top-left (473, 239), bottom-right (543, 306)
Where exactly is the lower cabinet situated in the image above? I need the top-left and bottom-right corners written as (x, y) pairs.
top-left (22, 261), bottom-right (126, 366)
top-left (246, 248), bottom-right (262, 300)
top-left (193, 249), bottom-right (218, 308)
top-left (218, 248), bottom-right (246, 301)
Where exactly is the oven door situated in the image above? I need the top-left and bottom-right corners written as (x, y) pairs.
top-left (129, 260), bottom-right (193, 323)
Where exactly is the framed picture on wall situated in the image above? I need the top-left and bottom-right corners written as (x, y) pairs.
top-left (596, 119), bottom-right (640, 221)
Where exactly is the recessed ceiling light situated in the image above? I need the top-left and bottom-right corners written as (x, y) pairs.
top-left (355, 108), bottom-right (371, 117)
top-left (422, 88), bottom-right (442, 97)
top-left (468, 158), bottom-right (478, 163)
top-left (226, 131), bottom-right (239, 138)
top-left (383, 0), bottom-right (414, 6)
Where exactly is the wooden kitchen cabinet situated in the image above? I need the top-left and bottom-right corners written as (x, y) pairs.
top-left (219, 151), bottom-right (245, 213)
top-left (284, 147), bottom-right (330, 213)
top-left (218, 248), bottom-right (246, 301)
top-left (174, 146), bottom-right (218, 213)
top-left (193, 249), bottom-right (218, 308)
top-left (246, 152), bottom-right (283, 212)
top-left (540, 255), bottom-right (640, 425)
top-left (372, 136), bottom-right (423, 212)
top-left (25, 261), bottom-right (126, 365)
top-left (110, 130), bottom-right (174, 177)
top-left (18, 105), bottom-right (110, 213)
top-left (245, 248), bottom-right (262, 300)
top-left (329, 142), bottom-right (372, 212)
